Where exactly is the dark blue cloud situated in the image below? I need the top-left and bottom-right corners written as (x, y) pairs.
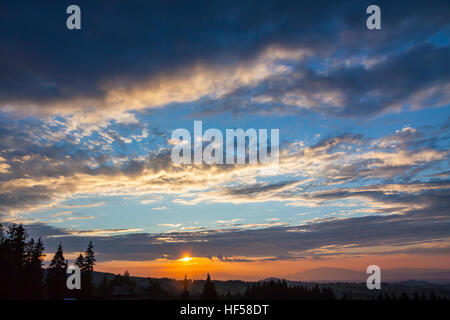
top-left (199, 43), bottom-right (450, 117)
top-left (0, 0), bottom-right (448, 115)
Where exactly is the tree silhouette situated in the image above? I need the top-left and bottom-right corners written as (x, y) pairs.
top-left (8, 224), bottom-right (27, 298)
top-left (1, 224), bottom-right (23, 298)
top-left (24, 237), bottom-right (46, 298)
top-left (0, 224), bottom-right (445, 301)
top-left (430, 290), bottom-right (437, 300)
top-left (83, 241), bottom-right (96, 297)
top-left (46, 243), bottom-right (68, 299)
top-left (400, 292), bottom-right (410, 300)
top-left (98, 274), bottom-right (113, 299)
top-left (201, 273), bottom-right (217, 300)
top-left (110, 270), bottom-right (136, 294)
top-left (73, 242), bottom-right (96, 298)
top-left (180, 275), bottom-right (190, 300)
top-left (75, 253), bottom-right (85, 269)
top-left (146, 278), bottom-right (167, 299)
top-left (0, 223), bottom-right (46, 299)
top-left (73, 253), bottom-right (85, 299)
top-left (0, 224), bottom-right (5, 298)
top-left (241, 280), bottom-right (336, 300)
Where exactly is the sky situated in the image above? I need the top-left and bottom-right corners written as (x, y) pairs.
top-left (0, 0), bottom-right (449, 280)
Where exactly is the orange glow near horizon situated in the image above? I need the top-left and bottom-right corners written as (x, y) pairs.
top-left (94, 253), bottom-right (450, 281)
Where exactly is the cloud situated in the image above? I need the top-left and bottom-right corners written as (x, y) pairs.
top-left (158, 224), bottom-right (183, 228)
top-left (50, 228), bottom-right (144, 237)
top-left (50, 211), bottom-right (73, 217)
top-left (1, 0), bottom-right (449, 267)
top-left (21, 185), bottom-right (450, 262)
top-left (152, 206), bottom-right (167, 211)
top-left (66, 216), bottom-right (95, 221)
top-left (59, 202), bottom-right (106, 209)
top-left (0, 122), bottom-right (447, 217)
top-left (200, 44), bottom-right (450, 117)
top-left (216, 219), bottom-right (245, 225)
top-left (1, 1), bottom-right (448, 123)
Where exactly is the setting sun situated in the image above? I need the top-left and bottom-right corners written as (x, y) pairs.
top-left (179, 256), bottom-right (192, 262)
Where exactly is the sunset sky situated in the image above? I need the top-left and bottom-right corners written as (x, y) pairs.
top-left (0, 0), bottom-right (449, 280)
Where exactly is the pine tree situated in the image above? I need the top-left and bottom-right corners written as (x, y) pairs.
top-left (25, 237), bottom-right (45, 299)
top-left (201, 273), bottom-right (217, 300)
top-left (6, 224), bottom-right (28, 298)
top-left (84, 241), bottom-right (96, 272)
top-left (72, 242), bottom-right (96, 299)
top-left (0, 223), bottom-right (9, 298)
top-left (147, 278), bottom-right (165, 299)
top-left (180, 275), bottom-right (190, 300)
top-left (111, 270), bottom-right (136, 293)
top-left (98, 274), bottom-right (112, 299)
top-left (73, 253), bottom-right (85, 298)
top-left (430, 290), bottom-right (437, 300)
top-left (0, 224), bottom-right (46, 299)
top-left (46, 243), bottom-right (68, 299)
top-left (8, 224), bottom-right (27, 269)
top-left (0, 223), bottom-right (5, 252)
top-left (75, 253), bottom-right (85, 269)
top-left (83, 242), bottom-right (96, 298)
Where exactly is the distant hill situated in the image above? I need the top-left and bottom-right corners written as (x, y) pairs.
top-left (288, 267), bottom-right (450, 284)
top-left (92, 267), bottom-right (450, 288)
top-left (290, 267), bottom-right (365, 282)
top-left (90, 267), bottom-right (450, 300)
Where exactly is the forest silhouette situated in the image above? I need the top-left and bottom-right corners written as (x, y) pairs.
top-left (0, 224), bottom-right (446, 300)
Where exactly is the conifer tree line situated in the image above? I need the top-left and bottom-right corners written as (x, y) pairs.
top-left (241, 281), bottom-right (336, 300)
top-left (0, 224), bottom-right (338, 300)
top-left (1, 224), bottom-right (447, 300)
top-left (179, 275), bottom-right (336, 300)
top-left (0, 223), bottom-right (95, 299)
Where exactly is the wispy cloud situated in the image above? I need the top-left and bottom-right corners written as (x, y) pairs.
top-left (0, 0), bottom-right (449, 272)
